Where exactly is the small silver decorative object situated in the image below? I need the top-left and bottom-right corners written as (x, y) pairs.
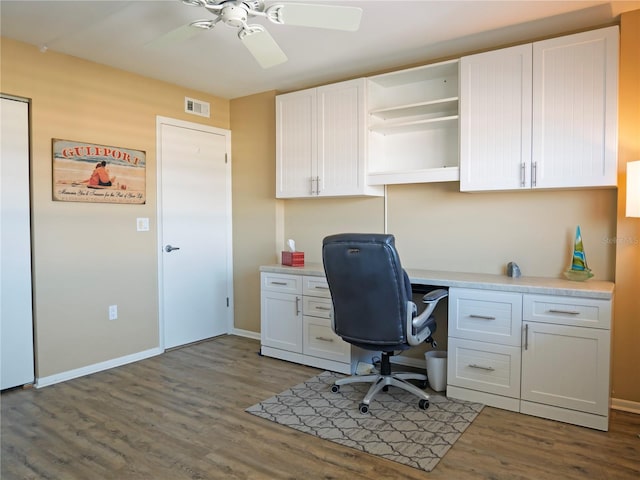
top-left (507, 262), bottom-right (521, 278)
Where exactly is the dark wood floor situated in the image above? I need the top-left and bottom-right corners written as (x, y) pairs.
top-left (2, 335), bottom-right (639, 479)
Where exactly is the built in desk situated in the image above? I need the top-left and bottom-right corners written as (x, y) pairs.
top-left (259, 263), bottom-right (614, 430)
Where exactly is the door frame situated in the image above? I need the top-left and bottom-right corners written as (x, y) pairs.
top-left (156, 116), bottom-right (233, 351)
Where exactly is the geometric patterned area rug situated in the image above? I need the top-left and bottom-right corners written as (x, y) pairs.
top-left (246, 371), bottom-right (484, 472)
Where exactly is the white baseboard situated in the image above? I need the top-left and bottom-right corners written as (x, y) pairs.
top-left (35, 347), bottom-right (163, 388)
top-left (232, 328), bottom-right (260, 341)
top-left (611, 397), bottom-right (640, 414)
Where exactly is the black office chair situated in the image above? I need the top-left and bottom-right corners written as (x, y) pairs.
top-left (322, 233), bottom-right (448, 414)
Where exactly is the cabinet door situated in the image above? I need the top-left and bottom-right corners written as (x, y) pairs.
top-left (316, 79), bottom-right (367, 196)
top-left (521, 322), bottom-right (610, 415)
top-left (276, 88), bottom-right (317, 198)
top-left (460, 44), bottom-right (532, 191)
top-left (260, 290), bottom-right (303, 353)
top-left (532, 26), bottom-right (618, 189)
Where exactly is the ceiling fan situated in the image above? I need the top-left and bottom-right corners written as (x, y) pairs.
top-left (177, 0), bottom-right (363, 68)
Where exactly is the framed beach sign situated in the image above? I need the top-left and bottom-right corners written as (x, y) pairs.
top-left (52, 139), bottom-right (146, 204)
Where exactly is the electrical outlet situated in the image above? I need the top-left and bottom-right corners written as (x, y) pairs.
top-left (109, 305), bottom-right (118, 320)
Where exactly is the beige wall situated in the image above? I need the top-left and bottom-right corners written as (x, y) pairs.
top-left (613, 10), bottom-right (640, 404)
top-left (229, 91), bottom-right (279, 333)
top-left (1, 38), bottom-right (229, 378)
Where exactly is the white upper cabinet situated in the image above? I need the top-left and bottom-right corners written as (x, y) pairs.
top-left (460, 26), bottom-right (619, 192)
top-left (367, 60), bottom-right (460, 185)
top-left (276, 78), bottom-right (383, 198)
top-left (532, 27), bottom-right (619, 189)
top-left (460, 44), bottom-right (532, 191)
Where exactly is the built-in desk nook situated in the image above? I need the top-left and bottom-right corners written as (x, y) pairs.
top-left (260, 263), bottom-right (614, 431)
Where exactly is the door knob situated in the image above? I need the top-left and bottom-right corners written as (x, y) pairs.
top-left (165, 244), bottom-right (180, 253)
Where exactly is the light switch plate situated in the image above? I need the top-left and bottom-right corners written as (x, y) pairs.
top-left (136, 217), bottom-right (149, 231)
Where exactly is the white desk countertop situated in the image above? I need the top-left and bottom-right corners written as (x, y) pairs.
top-left (260, 263), bottom-right (614, 300)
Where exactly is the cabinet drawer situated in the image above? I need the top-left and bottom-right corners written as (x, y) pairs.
top-left (448, 337), bottom-right (521, 399)
top-left (261, 272), bottom-right (302, 294)
top-left (303, 316), bottom-right (349, 363)
top-left (303, 276), bottom-right (331, 298)
top-left (449, 288), bottom-right (522, 346)
top-left (303, 296), bottom-right (333, 319)
top-left (523, 294), bottom-right (611, 329)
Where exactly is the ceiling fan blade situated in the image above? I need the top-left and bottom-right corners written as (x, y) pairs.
top-left (145, 23), bottom-right (204, 49)
top-left (239, 27), bottom-right (288, 69)
top-left (274, 3), bottom-right (362, 31)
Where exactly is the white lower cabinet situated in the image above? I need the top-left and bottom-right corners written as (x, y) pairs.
top-left (261, 272), bottom-right (367, 374)
top-left (520, 294), bottom-right (611, 430)
top-left (447, 288), bottom-right (612, 430)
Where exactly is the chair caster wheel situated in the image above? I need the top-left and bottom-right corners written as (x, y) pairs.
top-left (382, 385), bottom-right (389, 392)
top-left (418, 399), bottom-right (429, 410)
top-left (359, 403), bottom-right (369, 414)
top-left (418, 380), bottom-right (428, 389)
top-left (331, 385), bottom-right (340, 393)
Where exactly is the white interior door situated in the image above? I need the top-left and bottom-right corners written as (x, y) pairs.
top-left (157, 117), bottom-right (232, 349)
top-left (1, 96), bottom-right (35, 389)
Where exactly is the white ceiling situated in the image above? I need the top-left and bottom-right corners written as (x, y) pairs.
top-left (1, 1), bottom-right (638, 99)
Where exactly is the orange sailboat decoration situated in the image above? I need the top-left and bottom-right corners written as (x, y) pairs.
top-left (564, 226), bottom-right (594, 281)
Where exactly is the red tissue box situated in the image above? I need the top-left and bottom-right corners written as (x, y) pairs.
top-left (282, 251), bottom-right (305, 267)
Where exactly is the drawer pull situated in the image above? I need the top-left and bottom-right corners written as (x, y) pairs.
top-left (271, 281), bottom-right (288, 286)
top-left (469, 314), bottom-right (496, 320)
top-left (314, 286), bottom-right (330, 290)
top-left (316, 306), bottom-right (332, 311)
top-left (548, 309), bottom-right (580, 315)
top-left (315, 336), bottom-right (334, 343)
top-left (468, 364), bottom-right (495, 372)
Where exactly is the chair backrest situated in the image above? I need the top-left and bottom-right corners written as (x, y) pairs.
top-left (322, 233), bottom-right (412, 351)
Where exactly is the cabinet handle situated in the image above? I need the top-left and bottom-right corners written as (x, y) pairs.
top-left (316, 306), bottom-right (332, 311)
top-left (310, 177), bottom-right (316, 195)
top-left (315, 336), bottom-right (334, 343)
top-left (315, 176), bottom-right (321, 195)
top-left (271, 281), bottom-right (288, 286)
top-left (295, 296), bottom-right (301, 315)
top-left (521, 162), bottom-right (526, 187)
top-left (532, 162), bottom-right (537, 187)
top-left (548, 309), bottom-right (580, 315)
top-left (468, 364), bottom-right (495, 371)
top-left (314, 286), bottom-right (330, 290)
top-left (524, 323), bottom-right (529, 350)
top-left (469, 314), bottom-right (496, 320)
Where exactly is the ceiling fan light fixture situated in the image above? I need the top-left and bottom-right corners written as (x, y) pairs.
top-left (220, 5), bottom-right (249, 28)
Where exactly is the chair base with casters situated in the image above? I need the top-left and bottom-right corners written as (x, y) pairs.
top-left (331, 351), bottom-right (432, 414)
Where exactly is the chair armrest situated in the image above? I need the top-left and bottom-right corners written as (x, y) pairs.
top-left (406, 288), bottom-right (448, 346)
top-left (421, 288), bottom-right (448, 319)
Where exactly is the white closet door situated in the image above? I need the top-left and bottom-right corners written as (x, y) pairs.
top-left (1, 97), bottom-right (35, 389)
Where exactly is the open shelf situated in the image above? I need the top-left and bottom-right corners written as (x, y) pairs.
top-left (367, 166), bottom-right (460, 185)
top-left (366, 59), bottom-right (460, 184)
top-left (368, 59), bottom-right (459, 88)
top-left (369, 115), bottom-right (458, 135)
top-left (369, 97), bottom-right (459, 121)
